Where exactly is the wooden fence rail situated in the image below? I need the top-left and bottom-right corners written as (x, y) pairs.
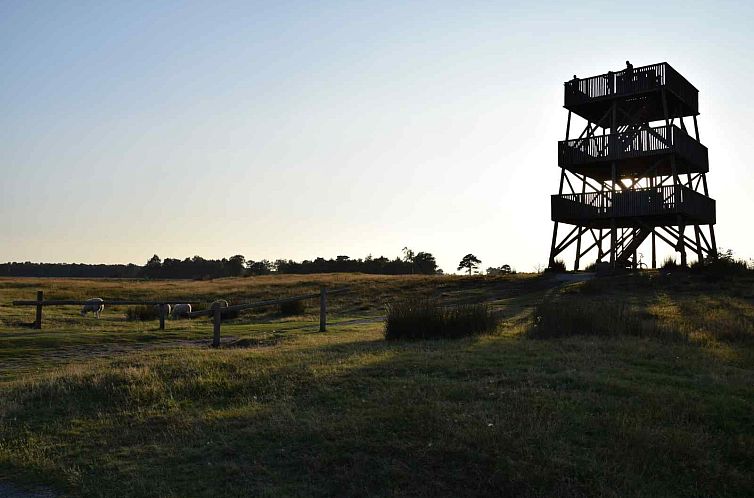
top-left (185, 287), bottom-right (349, 347)
top-left (11, 287), bottom-right (349, 346)
top-left (12, 291), bottom-right (200, 330)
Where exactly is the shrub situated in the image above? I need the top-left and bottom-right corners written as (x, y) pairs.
top-left (661, 256), bottom-right (679, 271)
top-left (279, 300), bottom-right (306, 316)
top-left (529, 298), bottom-right (685, 342)
top-left (691, 248), bottom-right (751, 276)
top-left (125, 305), bottom-right (160, 321)
top-left (221, 308), bottom-right (241, 320)
top-left (546, 259), bottom-right (567, 273)
top-left (384, 298), bottom-right (499, 340)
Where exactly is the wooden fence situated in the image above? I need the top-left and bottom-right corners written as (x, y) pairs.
top-left (12, 287), bottom-right (349, 347)
top-left (12, 291), bottom-right (200, 330)
top-left (185, 287), bottom-right (349, 346)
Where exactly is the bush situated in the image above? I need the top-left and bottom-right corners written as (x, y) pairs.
top-left (384, 298), bottom-right (499, 340)
top-left (529, 298), bottom-right (684, 342)
top-left (279, 300), bottom-right (306, 316)
top-left (125, 305), bottom-right (160, 321)
top-left (691, 249), bottom-right (751, 276)
top-left (546, 259), bottom-right (567, 273)
top-left (661, 256), bottom-right (679, 271)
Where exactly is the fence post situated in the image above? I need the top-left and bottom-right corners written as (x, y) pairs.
top-left (212, 308), bottom-right (221, 347)
top-left (34, 290), bottom-right (43, 329)
top-left (319, 286), bottom-right (327, 332)
top-left (159, 304), bottom-right (166, 330)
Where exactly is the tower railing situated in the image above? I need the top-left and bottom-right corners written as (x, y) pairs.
top-left (551, 184), bottom-right (715, 223)
top-left (558, 124), bottom-right (708, 171)
top-left (564, 62), bottom-right (698, 112)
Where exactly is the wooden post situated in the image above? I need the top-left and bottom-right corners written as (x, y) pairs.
top-left (212, 308), bottom-right (221, 347)
top-left (159, 304), bottom-right (166, 330)
top-left (319, 286), bottom-right (327, 332)
top-left (34, 290), bottom-right (43, 329)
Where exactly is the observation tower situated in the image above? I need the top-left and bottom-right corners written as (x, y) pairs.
top-left (548, 62), bottom-right (717, 270)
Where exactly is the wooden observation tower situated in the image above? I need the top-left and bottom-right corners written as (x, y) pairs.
top-left (548, 62), bottom-right (717, 270)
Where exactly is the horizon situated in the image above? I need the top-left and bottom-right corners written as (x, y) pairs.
top-left (2, 1), bottom-right (754, 273)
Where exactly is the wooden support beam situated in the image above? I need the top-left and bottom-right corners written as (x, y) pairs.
top-left (652, 230), bottom-right (657, 269)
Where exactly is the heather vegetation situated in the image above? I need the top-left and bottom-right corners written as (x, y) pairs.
top-left (0, 271), bottom-right (752, 497)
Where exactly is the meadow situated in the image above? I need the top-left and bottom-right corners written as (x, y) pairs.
top-left (0, 272), bottom-right (752, 497)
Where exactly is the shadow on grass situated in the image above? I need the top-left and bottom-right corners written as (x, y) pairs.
top-left (1, 323), bottom-right (752, 497)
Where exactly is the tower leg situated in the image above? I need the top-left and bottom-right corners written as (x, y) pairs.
top-left (549, 222), bottom-right (559, 268)
top-left (610, 219), bottom-right (616, 269)
top-left (678, 218), bottom-right (687, 267)
top-left (597, 229), bottom-right (604, 262)
top-left (694, 225), bottom-right (704, 264)
top-left (651, 230), bottom-right (657, 269)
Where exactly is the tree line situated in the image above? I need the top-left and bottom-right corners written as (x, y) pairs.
top-left (1, 251), bottom-right (440, 279)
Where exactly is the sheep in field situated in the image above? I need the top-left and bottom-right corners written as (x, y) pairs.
top-left (210, 299), bottom-right (229, 312)
top-left (80, 298), bottom-right (104, 318)
top-left (153, 303), bottom-right (172, 318)
top-left (171, 303), bottom-right (192, 319)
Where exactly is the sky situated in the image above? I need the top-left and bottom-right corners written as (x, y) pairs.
top-left (1, 0), bottom-right (753, 273)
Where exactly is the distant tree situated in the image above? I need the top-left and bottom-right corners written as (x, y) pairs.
top-left (413, 252), bottom-right (438, 275)
top-left (144, 254), bottom-right (162, 278)
top-left (457, 254), bottom-right (481, 276)
top-left (247, 259), bottom-right (273, 275)
top-left (227, 255), bottom-right (246, 276)
top-left (402, 247), bottom-right (416, 273)
top-left (486, 264), bottom-right (513, 276)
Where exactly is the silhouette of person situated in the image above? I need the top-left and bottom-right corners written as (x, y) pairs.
top-left (569, 74), bottom-right (579, 95)
top-left (625, 60), bottom-right (634, 91)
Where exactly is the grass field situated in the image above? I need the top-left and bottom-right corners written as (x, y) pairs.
top-left (0, 272), bottom-right (752, 497)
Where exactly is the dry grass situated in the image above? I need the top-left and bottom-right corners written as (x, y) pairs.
top-left (0, 273), bottom-right (752, 497)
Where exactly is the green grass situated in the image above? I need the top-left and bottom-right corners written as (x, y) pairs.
top-left (0, 273), bottom-right (752, 497)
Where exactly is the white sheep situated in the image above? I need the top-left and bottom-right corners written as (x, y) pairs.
top-left (154, 303), bottom-right (172, 318)
top-left (80, 298), bottom-right (104, 319)
top-left (171, 303), bottom-right (192, 319)
top-left (210, 299), bottom-right (229, 311)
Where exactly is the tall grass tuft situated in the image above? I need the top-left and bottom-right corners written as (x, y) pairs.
top-left (125, 305), bottom-right (159, 321)
top-left (279, 299), bottom-right (306, 316)
top-left (546, 259), bottom-right (567, 273)
top-left (529, 298), bottom-right (686, 342)
top-left (384, 298), bottom-right (499, 340)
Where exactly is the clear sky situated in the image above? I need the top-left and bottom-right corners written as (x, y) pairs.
top-left (1, 0), bottom-right (753, 273)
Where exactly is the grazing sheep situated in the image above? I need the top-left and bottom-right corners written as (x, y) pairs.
top-left (80, 298), bottom-right (104, 319)
top-left (210, 299), bottom-right (229, 311)
top-left (171, 303), bottom-right (192, 319)
top-left (154, 303), bottom-right (172, 318)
